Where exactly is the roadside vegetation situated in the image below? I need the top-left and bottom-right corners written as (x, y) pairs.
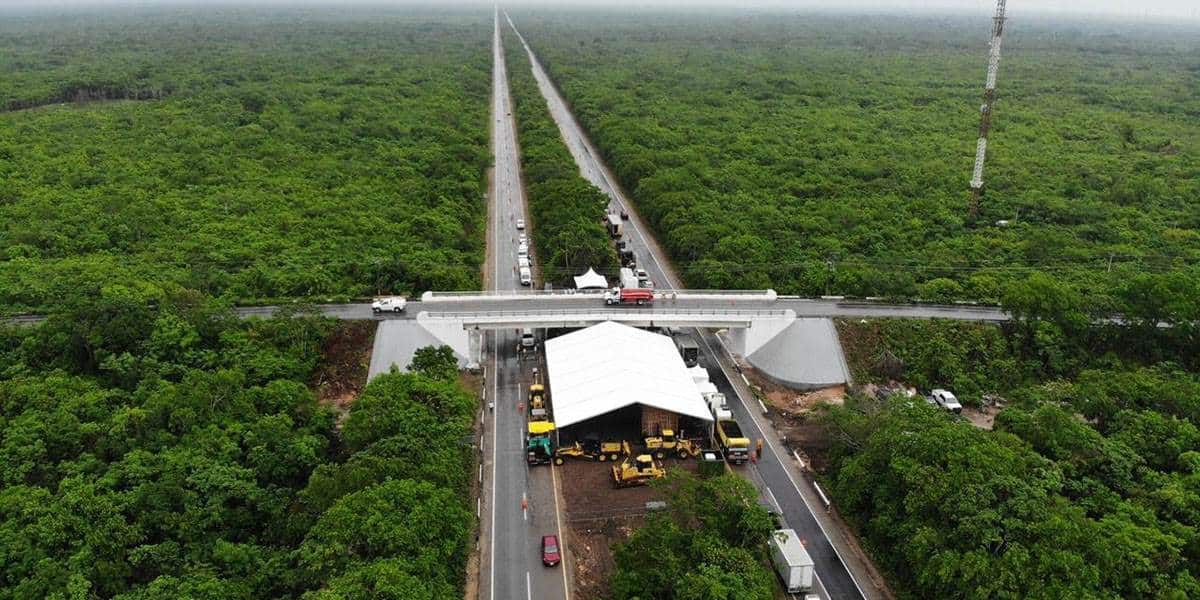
top-left (502, 27), bottom-right (619, 287)
top-left (0, 7), bottom-right (490, 313)
top-left (0, 285), bottom-right (475, 597)
top-left (611, 472), bottom-right (777, 600)
top-left (511, 10), bottom-right (1200, 300)
top-left (824, 277), bottom-right (1199, 598)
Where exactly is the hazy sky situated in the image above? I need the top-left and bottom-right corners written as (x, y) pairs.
top-left (0, 0), bottom-right (1196, 22)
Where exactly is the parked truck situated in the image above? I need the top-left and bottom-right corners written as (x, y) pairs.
top-left (769, 529), bottom-right (815, 593)
top-left (606, 213), bottom-right (624, 237)
top-left (715, 418), bottom-right (750, 464)
top-left (928, 388), bottom-right (963, 414)
top-left (619, 267), bottom-right (640, 291)
top-left (674, 333), bottom-right (700, 367)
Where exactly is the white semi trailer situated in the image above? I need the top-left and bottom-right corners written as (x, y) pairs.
top-left (769, 528), bottom-right (814, 594)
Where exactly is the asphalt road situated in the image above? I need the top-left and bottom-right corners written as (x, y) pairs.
top-left (506, 14), bottom-right (876, 599)
top-left (482, 8), bottom-right (569, 600)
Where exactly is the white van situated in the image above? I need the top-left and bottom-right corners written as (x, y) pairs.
top-left (519, 266), bottom-right (532, 286)
top-left (518, 243), bottom-right (529, 257)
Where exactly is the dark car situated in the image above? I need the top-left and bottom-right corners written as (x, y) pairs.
top-left (542, 534), bottom-right (561, 567)
top-left (620, 209), bottom-right (629, 220)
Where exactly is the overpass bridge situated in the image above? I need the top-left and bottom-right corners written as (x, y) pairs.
top-left (368, 289), bottom-right (855, 388)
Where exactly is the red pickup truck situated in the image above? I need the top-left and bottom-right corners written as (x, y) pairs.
top-left (604, 287), bottom-right (654, 306)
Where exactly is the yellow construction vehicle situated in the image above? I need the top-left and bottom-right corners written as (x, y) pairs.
top-left (526, 421), bottom-right (556, 467)
top-left (643, 429), bottom-right (701, 460)
top-left (529, 375), bottom-right (549, 422)
top-left (611, 454), bottom-right (666, 488)
top-left (554, 440), bottom-right (629, 464)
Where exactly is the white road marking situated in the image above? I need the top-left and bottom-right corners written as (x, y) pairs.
top-left (766, 486), bottom-right (781, 513)
top-left (526, 571), bottom-right (532, 600)
top-left (549, 461), bottom-right (571, 600)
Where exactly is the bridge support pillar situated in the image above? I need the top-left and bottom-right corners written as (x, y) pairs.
top-left (467, 328), bottom-right (483, 369)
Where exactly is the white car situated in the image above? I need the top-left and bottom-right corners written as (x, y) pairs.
top-left (518, 256), bottom-right (531, 269)
top-left (928, 389), bottom-right (962, 414)
top-left (518, 243), bottom-right (529, 257)
top-left (371, 296), bottom-right (407, 313)
top-left (516, 219), bottom-right (525, 230)
top-left (519, 266), bottom-right (532, 286)
top-left (519, 234), bottom-right (527, 244)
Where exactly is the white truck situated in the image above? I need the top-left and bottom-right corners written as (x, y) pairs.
top-left (371, 296), bottom-right (407, 313)
top-left (769, 529), bottom-right (814, 594)
top-left (606, 213), bottom-right (623, 237)
top-left (928, 388), bottom-right (963, 414)
top-left (619, 267), bottom-right (640, 290)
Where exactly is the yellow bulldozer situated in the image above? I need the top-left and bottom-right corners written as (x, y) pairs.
top-left (643, 429), bottom-right (701, 460)
top-left (611, 454), bottom-right (666, 488)
top-left (554, 440), bottom-right (630, 464)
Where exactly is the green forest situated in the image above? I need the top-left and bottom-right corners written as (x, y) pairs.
top-left (511, 10), bottom-right (1200, 301)
top-left (0, 7), bottom-right (491, 313)
top-left (502, 27), bottom-right (618, 287)
top-left (822, 274), bottom-right (1198, 598)
top-left (0, 284), bottom-right (476, 598)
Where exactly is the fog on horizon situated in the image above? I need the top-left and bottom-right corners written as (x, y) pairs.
top-left (0, 0), bottom-right (1197, 22)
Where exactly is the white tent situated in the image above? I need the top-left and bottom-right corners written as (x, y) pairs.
top-left (545, 321), bottom-right (713, 429)
top-left (572, 268), bottom-right (608, 290)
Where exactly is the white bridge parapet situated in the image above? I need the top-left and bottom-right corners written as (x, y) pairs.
top-left (418, 308), bottom-right (794, 331)
top-left (421, 289), bottom-right (777, 303)
top-left (413, 308), bottom-right (797, 365)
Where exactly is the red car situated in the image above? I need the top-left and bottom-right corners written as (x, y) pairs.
top-left (542, 534), bottom-right (561, 567)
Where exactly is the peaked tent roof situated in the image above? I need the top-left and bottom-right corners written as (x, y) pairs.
top-left (545, 321), bottom-right (713, 428)
top-left (572, 268), bottom-right (608, 290)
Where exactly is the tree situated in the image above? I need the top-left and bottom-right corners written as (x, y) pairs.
top-left (407, 345), bottom-right (459, 382)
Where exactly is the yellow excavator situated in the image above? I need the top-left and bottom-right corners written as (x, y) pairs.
top-left (643, 429), bottom-right (701, 460)
top-left (611, 453), bottom-right (666, 488)
top-left (554, 440), bottom-right (629, 464)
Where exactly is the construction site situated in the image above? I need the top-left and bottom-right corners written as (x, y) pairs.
top-left (517, 320), bottom-right (746, 597)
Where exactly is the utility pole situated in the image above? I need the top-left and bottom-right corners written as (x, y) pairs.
top-left (968, 0), bottom-right (1008, 221)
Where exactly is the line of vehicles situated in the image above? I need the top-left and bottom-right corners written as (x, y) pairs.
top-left (516, 219), bottom-right (533, 286)
top-left (602, 209), bottom-right (658, 307)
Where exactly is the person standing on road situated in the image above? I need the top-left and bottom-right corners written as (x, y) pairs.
top-left (756, 438), bottom-right (764, 460)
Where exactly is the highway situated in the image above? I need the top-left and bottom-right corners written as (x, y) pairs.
top-left (506, 13), bottom-right (882, 599)
top-left (481, 8), bottom-right (569, 600)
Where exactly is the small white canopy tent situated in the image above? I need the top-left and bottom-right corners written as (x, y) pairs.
top-left (572, 267), bottom-right (608, 291)
top-left (545, 321), bottom-right (713, 429)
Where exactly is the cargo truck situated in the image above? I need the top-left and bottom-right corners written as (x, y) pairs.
top-left (769, 529), bottom-right (814, 593)
top-left (604, 287), bottom-right (653, 306)
top-left (619, 267), bottom-right (640, 290)
top-left (715, 418), bottom-right (750, 464)
top-left (674, 333), bottom-right (700, 367)
top-left (606, 213), bottom-right (624, 237)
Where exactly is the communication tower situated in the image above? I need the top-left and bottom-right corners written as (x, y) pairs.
top-left (968, 0), bottom-right (1008, 220)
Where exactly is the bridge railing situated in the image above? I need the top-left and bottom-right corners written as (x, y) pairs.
top-left (420, 308), bottom-right (794, 320)
top-left (422, 289), bottom-right (777, 302)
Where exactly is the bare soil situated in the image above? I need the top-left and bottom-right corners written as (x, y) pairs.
top-left (310, 321), bottom-right (376, 421)
top-left (558, 457), bottom-right (699, 599)
top-left (741, 365), bottom-right (844, 472)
